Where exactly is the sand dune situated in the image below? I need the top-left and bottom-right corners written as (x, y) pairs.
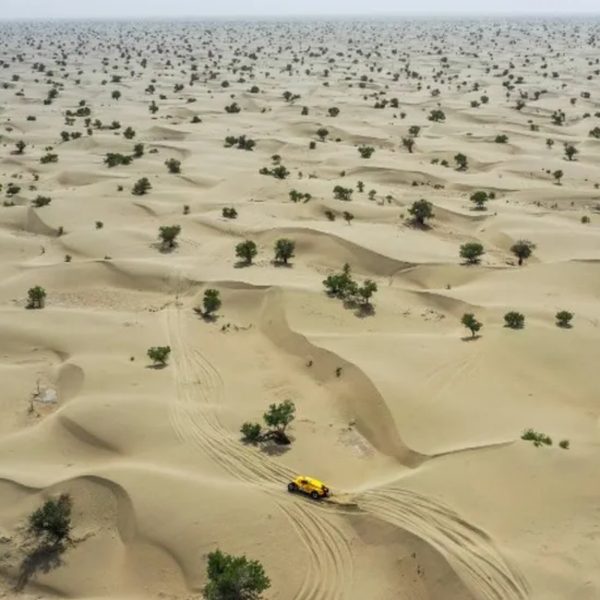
top-left (1, 15), bottom-right (600, 600)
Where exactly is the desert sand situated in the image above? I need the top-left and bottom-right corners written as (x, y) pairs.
top-left (0, 15), bottom-right (599, 600)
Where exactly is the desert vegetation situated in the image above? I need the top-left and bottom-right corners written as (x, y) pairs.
top-left (0, 15), bottom-right (598, 600)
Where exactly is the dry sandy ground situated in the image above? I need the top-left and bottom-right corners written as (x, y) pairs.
top-left (0, 16), bottom-right (599, 600)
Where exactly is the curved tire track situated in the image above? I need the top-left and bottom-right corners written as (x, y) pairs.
top-left (361, 487), bottom-right (528, 600)
top-left (164, 307), bottom-right (353, 600)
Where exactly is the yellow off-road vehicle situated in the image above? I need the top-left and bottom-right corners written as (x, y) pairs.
top-left (287, 476), bottom-right (330, 500)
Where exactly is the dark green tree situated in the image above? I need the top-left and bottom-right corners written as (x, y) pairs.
top-left (316, 127), bottom-right (329, 141)
top-left (460, 242), bottom-right (485, 264)
top-left (408, 199), bottom-right (434, 226)
top-left (504, 312), bottom-right (525, 329)
top-left (27, 286), bottom-right (46, 309)
top-left (165, 158), bottom-right (181, 174)
top-left (236, 240), bottom-right (258, 265)
top-left (274, 239), bottom-right (295, 265)
top-left (564, 144), bottom-right (578, 161)
top-left (132, 177), bottom-right (152, 195)
top-left (158, 225), bottom-right (181, 249)
top-left (455, 153), bottom-right (468, 171)
top-left (203, 289), bottom-right (221, 316)
top-left (147, 346), bottom-right (171, 366)
top-left (461, 313), bottom-right (482, 337)
top-left (510, 240), bottom-right (535, 266)
top-left (240, 422), bottom-right (262, 444)
top-left (263, 400), bottom-right (296, 436)
top-left (556, 310), bottom-right (573, 328)
top-left (203, 549), bottom-right (270, 600)
top-left (29, 494), bottom-right (72, 545)
top-left (470, 191), bottom-right (489, 210)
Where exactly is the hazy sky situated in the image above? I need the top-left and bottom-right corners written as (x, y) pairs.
top-left (3, 0), bottom-right (600, 19)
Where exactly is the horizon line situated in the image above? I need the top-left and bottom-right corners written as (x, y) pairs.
top-left (2, 11), bottom-right (600, 23)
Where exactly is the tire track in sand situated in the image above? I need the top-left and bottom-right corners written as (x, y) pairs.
top-left (360, 487), bottom-right (529, 600)
top-left (164, 306), bottom-right (524, 600)
top-left (164, 307), bottom-right (353, 600)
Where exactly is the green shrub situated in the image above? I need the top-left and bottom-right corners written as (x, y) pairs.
top-left (222, 207), bottom-right (238, 219)
top-left (158, 225), bottom-right (181, 249)
top-left (32, 195), bottom-right (52, 208)
top-left (556, 310), bottom-right (573, 328)
top-left (40, 153), bottom-right (58, 164)
top-left (470, 191), bottom-right (489, 210)
top-left (408, 199), bottom-right (434, 226)
top-left (333, 185), bottom-right (353, 201)
top-left (358, 145), bottom-right (375, 158)
top-left (274, 239), bottom-right (295, 265)
top-left (461, 313), bottom-right (482, 337)
top-left (27, 286), bottom-right (46, 309)
top-left (263, 400), bottom-right (296, 435)
top-left (428, 109), bottom-right (445, 122)
top-left (165, 158), bottom-right (181, 174)
top-left (235, 240), bottom-right (258, 264)
top-left (510, 240), bottom-right (535, 266)
top-left (459, 242), bottom-right (484, 264)
top-left (203, 289), bottom-right (221, 316)
top-left (204, 549), bottom-right (270, 600)
top-left (104, 153), bottom-right (132, 167)
top-left (147, 346), bottom-right (171, 365)
top-left (504, 311), bottom-right (525, 329)
top-left (29, 494), bottom-right (72, 544)
top-left (132, 177), bottom-right (152, 196)
top-left (240, 422), bottom-right (262, 443)
top-left (521, 428), bottom-right (552, 447)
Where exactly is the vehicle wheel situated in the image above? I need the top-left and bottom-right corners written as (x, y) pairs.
top-left (288, 483), bottom-right (297, 493)
top-left (310, 491), bottom-right (319, 500)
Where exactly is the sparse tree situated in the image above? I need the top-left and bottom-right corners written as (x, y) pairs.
top-left (556, 310), bottom-right (573, 328)
top-left (203, 549), bottom-right (270, 600)
top-left (316, 127), bottom-right (329, 141)
top-left (263, 400), bottom-right (296, 437)
top-left (333, 185), bottom-right (353, 201)
top-left (132, 177), bottom-right (152, 195)
top-left (240, 422), bottom-right (262, 444)
top-left (274, 239), bottom-right (295, 265)
top-left (29, 494), bottom-right (72, 545)
top-left (165, 158), bottom-right (181, 174)
top-left (158, 225), bottom-right (181, 249)
top-left (236, 240), bottom-right (258, 265)
top-left (147, 346), bottom-right (171, 366)
top-left (402, 137), bottom-right (415, 153)
top-left (32, 195), bottom-right (52, 208)
top-left (222, 207), bottom-right (238, 219)
top-left (460, 242), bottom-right (485, 264)
top-left (504, 311), bottom-right (525, 329)
top-left (511, 240), bottom-right (535, 266)
top-left (564, 144), bottom-right (578, 161)
top-left (428, 109), bottom-right (446, 122)
top-left (27, 286), bottom-right (46, 309)
top-left (203, 289), bottom-right (221, 316)
top-left (357, 279), bottom-right (377, 308)
top-left (454, 153), bottom-right (468, 171)
top-left (461, 313), bottom-right (482, 337)
top-left (358, 145), bottom-right (375, 158)
top-left (470, 191), bottom-right (489, 210)
top-left (408, 199), bottom-right (434, 226)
